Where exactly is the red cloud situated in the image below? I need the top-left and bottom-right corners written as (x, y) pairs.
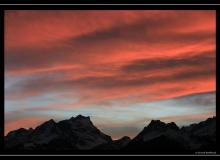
top-left (5, 10), bottom-right (216, 137)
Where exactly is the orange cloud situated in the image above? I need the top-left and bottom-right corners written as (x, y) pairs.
top-left (160, 112), bottom-right (216, 123)
top-left (5, 116), bottom-right (51, 136)
top-left (5, 10), bottom-right (216, 137)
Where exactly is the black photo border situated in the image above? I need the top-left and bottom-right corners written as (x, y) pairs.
top-left (0, 3), bottom-right (219, 156)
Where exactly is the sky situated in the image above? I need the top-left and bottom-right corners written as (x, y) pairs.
top-left (4, 10), bottom-right (216, 139)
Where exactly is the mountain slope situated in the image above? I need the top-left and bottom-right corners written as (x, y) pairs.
top-left (124, 117), bottom-right (216, 153)
top-left (5, 115), bottom-right (112, 150)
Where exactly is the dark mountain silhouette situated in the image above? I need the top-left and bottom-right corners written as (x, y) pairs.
top-left (93, 136), bottom-right (131, 150)
top-left (5, 115), bottom-right (216, 154)
top-left (124, 117), bottom-right (216, 154)
top-left (5, 115), bottom-right (112, 150)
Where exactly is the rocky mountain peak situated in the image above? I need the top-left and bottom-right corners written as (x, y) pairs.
top-left (70, 115), bottom-right (90, 121)
top-left (146, 120), bottom-right (166, 130)
top-left (167, 122), bottom-right (179, 130)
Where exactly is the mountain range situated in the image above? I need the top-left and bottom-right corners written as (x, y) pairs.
top-left (5, 115), bottom-right (216, 154)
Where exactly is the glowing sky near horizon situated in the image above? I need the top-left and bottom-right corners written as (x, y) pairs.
top-left (4, 10), bottom-right (216, 139)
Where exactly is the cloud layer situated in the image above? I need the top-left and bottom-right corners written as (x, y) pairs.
top-left (5, 10), bottom-right (216, 138)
